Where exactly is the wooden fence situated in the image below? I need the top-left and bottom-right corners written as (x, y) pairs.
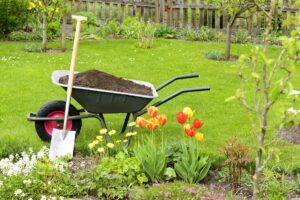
top-left (70, 0), bottom-right (299, 34)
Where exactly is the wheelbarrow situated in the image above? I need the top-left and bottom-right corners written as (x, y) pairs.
top-left (27, 70), bottom-right (210, 145)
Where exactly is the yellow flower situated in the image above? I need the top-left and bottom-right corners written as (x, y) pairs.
top-left (100, 129), bottom-right (108, 134)
top-left (27, 2), bottom-right (36, 10)
top-left (128, 122), bottom-right (136, 127)
top-left (106, 143), bottom-right (114, 148)
top-left (93, 140), bottom-right (99, 145)
top-left (96, 136), bottom-right (103, 141)
top-left (88, 143), bottom-right (95, 149)
top-left (116, 140), bottom-right (121, 143)
top-left (123, 139), bottom-right (128, 143)
top-left (131, 131), bottom-right (137, 136)
top-left (195, 132), bottom-right (204, 142)
top-left (108, 130), bottom-right (116, 136)
top-left (183, 107), bottom-right (194, 118)
top-left (125, 132), bottom-right (132, 137)
top-left (97, 147), bottom-right (105, 153)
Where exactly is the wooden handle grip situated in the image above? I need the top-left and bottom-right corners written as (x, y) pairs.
top-left (71, 15), bottom-right (87, 22)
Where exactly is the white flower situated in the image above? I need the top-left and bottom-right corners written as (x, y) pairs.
top-left (287, 107), bottom-right (298, 115)
top-left (14, 189), bottom-right (23, 196)
top-left (108, 130), bottom-right (116, 136)
top-left (28, 198), bottom-right (33, 200)
top-left (40, 195), bottom-right (47, 200)
top-left (290, 90), bottom-right (300, 96)
top-left (0, 180), bottom-right (3, 186)
top-left (23, 179), bottom-right (32, 185)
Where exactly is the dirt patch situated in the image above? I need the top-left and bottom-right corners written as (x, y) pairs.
top-left (279, 125), bottom-right (300, 145)
top-left (71, 153), bottom-right (98, 173)
top-left (59, 69), bottom-right (153, 96)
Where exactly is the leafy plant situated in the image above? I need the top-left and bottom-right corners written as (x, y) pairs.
top-left (136, 20), bottom-right (156, 49)
top-left (24, 43), bottom-right (41, 52)
top-left (89, 152), bottom-right (147, 199)
top-left (134, 137), bottom-right (167, 182)
top-left (174, 140), bottom-right (211, 183)
top-left (8, 31), bottom-right (41, 41)
top-left (294, 174), bottom-right (300, 193)
top-left (0, 0), bottom-right (29, 37)
top-left (221, 136), bottom-right (251, 191)
top-left (121, 17), bottom-right (139, 39)
top-left (260, 169), bottom-right (292, 199)
top-left (155, 24), bottom-right (177, 39)
top-left (205, 51), bottom-right (224, 61)
top-left (105, 19), bottom-right (121, 38)
top-left (232, 29), bottom-right (251, 44)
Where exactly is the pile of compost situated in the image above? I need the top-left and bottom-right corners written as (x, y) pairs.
top-left (59, 69), bottom-right (153, 96)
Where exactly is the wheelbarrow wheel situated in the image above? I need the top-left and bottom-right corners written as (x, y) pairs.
top-left (35, 100), bottom-right (82, 142)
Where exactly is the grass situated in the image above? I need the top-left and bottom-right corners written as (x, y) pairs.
top-left (0, 39), bottom-right (300, 172)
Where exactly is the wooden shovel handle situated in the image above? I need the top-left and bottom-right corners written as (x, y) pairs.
top-left (66, 15), bottom-right (87, 96)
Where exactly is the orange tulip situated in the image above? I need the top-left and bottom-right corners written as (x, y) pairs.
top-left (136, 117), bottom-right (147, 128)
top-left (147, 106), bottom-right (158, 118)
top-left (146, 121), bottom-right (159, 130)
top-left (157, 114), bottom-right (167, 126)
top-left (184, 124), bottom-right (195, 137)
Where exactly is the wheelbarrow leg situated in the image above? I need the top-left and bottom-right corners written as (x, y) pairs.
top-left (95, 113), bottom-right (110, 142)
top-left (119, 113), bottom-right (130, 134)
top-left (125, 113), bottom-right (138, 147)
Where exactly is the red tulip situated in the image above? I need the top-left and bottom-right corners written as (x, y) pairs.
top-left (136, 117), bottom-right (147, 128)
top-left (184, 124), bottom-right (196, 137)
top-left (193, 119), bottom-right (204, 129)
top-left (147, 106), bottom-right (158, 118)
top-left (157, 114), bottom-right (168, 126)
top-left (176, 112), bottom-right (188, 124)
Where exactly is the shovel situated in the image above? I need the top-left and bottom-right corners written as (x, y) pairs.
top-left (49, 15), bottom-right (87, 161)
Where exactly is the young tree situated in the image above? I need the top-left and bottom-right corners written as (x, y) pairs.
top-left (227, 2), bottom-right (300, 199)
top-left (208, 0), bottom-right (260, 60)
top-left (28, 0), bottom-right (63, 52)
top-left (61, 0), bottom-right (67, 51)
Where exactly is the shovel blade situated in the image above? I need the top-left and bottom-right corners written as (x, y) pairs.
top-left (49, 129), bottom-right (76, 161)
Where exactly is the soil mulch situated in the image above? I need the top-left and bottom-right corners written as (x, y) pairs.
top-left (279, 125), bottom-right (300, 145)
top-left (59, 69), bottom-right (153, 96)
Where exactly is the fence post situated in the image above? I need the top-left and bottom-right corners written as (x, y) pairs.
top-left (155, 0), bottom-right (159, 23)
top-left (199, 0), bottom-right (204, 27)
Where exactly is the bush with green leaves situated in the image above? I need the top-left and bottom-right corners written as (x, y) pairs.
top-left (155, 24), bottom-right (177, 39)
top-left (88, 151), bottom-right (148, 199)
top-left (260, 169), bottom-right (292, 199)
top-left (134, 137), bottom-right (167, 182)
top-left (0, 0), bottom-right (29, 37)
top-left (232, 29), bottom-right (251, 44)
top-left (24, 43), bottom-right (41, 52)
top-left (205, 51), bottom-right (224, 61)
top-left (121, 17), bottom-right (139, 39)
top-left (8, 31), bottom-right (41, 41)
top-left (136, 21), bottom-right (156, 48)
top-left (174, 140), bottom-right (211, 183)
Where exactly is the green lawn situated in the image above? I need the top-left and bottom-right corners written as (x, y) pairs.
top-left (0, 39), bottom-right (299, 172)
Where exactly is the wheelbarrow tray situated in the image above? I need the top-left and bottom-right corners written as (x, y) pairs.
top-left (52, 70), bottom-right (158, 114)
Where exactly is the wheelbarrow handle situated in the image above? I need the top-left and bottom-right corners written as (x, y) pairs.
top-left (156, 74), bottom-right (199, 92)
top-left (138, 86), bottom-right (210, 116)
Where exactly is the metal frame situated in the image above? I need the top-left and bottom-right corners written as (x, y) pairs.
top-left (27, 74), bottom-right (210, 145)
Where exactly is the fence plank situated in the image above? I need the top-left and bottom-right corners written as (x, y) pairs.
top-left (191, 0), bottom-right (196, 28)
top-left (207, 7), bottom-right (213, 28)
top-left (215, 9), bottom-right (220, 29)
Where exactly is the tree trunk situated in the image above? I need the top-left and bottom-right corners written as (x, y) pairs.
top-left (225, 16), bottom-right (236, 60)
top-left (42, 12), bottom-right (48, 52)
top-left (61, 0), bottom-right (67, 51)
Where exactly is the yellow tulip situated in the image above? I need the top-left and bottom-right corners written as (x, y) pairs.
top-left (99, 128), bottom-right (108, 134)
top-left (183, 107), bottom-right (194, 118)
top-left (108, 130), bottom-right (116, 136)
top-left (97, 147), bottom-right (105, 153)
top-left (88, 143), bottom-right (95, 149)
top-left (195, 132), bottom-right (204, 142)
top-left (96, 136), bottom-right (103, 141)
top-left (106, 143), bottom-right (114, 148)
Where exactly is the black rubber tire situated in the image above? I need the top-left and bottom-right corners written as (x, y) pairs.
top-left (35, 100), bottom-right (82, 142)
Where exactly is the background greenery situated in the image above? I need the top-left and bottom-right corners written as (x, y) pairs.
top-left (0, 39), bottom-right (299, 173)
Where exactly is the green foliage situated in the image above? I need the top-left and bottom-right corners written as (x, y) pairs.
top-left (129, 181), bottom-right (210, 200)
top-left (121, 17), bottom-right (139, 39)
top-left (293, 174), bottom-right (300, 193)
top-left (174, 140), bottom-right (211, 183)
top-left (134, 137), bottom-right (167, 182)
top-left (89, 152), bottom-right (148, 199)
top-left (232, 29), bottom-right (251, 44)
top-left (260, 169), bottom-right (292, 199)
top-left (181, 26), bottom-right (224, 42)
top-left (47, 21), bottom-right (60, 39)
top-left (8, 31), bottom-right (41, 41)
top-left (76, 12), bottom-right (101, 27)
top-left (221, 136), bottom-right (251, 190)
top-left (205, 51), bottom-right (224, 61)
top-left (136, 21), bottom-right (156, 48)
top-left (155, 24), bottom-right (177, 39)
top-left (0, 0), bottom-right (29, 37)
top-left (105, 19), bottom-right (121, 38)
top-left (24, 43), bottom-right (41, 52)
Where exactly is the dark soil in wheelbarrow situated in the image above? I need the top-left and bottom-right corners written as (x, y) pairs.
top-left (59, 69), bottom-right (153, 96)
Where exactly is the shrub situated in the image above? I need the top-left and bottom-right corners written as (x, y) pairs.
top-left (136, 21), bottom-right (156, 49)
top-left (174, 140), bottom-right (211, 183)
top-left (8, 31), bottom-right (41, 41)
top-left (232, 29), bottom-right (251, 44)
top-left (47, 21), bottom-right (60, 39)
top-left (205, 51), bottom-right (224, 61)
top-left (89, 152), bottom-right (148, 199)
top-left (24, 44), bottom-right (41, 52)
top-left (121, 17), bottom-right (139, 39)
top-left (155, 24), bottom-right (177, 39)
top-left (0, 0), bottom-right (29, 37)
top-left (105, 19), bottom-right (121, 38)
